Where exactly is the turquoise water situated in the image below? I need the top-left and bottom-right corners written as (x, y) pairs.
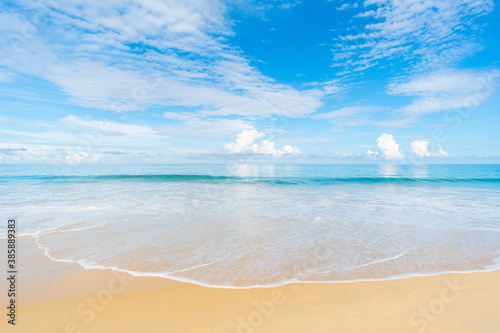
top-left (2, 163), bottom-right (500, 181)
top-left (1, 164), bottom-right (500, 287)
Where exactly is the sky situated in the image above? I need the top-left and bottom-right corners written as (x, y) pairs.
top-left (0, 0), bottom-right (499, 164)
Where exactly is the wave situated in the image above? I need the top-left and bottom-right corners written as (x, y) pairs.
top-left (28, 236), bottom-right (500, 289)
top-left (2, 174), bottom-right (500, 186)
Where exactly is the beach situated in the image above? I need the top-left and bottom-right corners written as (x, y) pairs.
top-left (1, 164), bottom-right (500, 332)
top-left (4, 165), bottom-right (500, 289)
top-left (2, 0), bottom-right (500, 330)
top-left (2, 236), bottom-right (499, 333)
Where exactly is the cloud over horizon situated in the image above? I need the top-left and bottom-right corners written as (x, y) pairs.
top-left (376, 133), bottom-right (404, 159)
top-left (411, 140), bottom-right (448, 158)
top-left (225, 130), bottom-right (301, 157)
top-left (368, 135), bottom-right (449, 160)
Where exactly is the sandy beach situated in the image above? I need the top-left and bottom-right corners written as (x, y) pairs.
top-left (0, 236), bottom-right (498, 333)
top-left (2, 0), bottom-right (500, 331)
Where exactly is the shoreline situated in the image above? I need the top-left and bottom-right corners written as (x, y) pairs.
top-left (2, 237), bottom-right (500, 332)
top-left (26, 235), bottom-right (500, 290)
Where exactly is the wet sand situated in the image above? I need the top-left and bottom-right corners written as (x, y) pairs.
top-left (1, 236), bottom-right (499, 333)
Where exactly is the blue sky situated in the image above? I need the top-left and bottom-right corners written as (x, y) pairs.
top-left (0, 0), bottom-right (499, 164)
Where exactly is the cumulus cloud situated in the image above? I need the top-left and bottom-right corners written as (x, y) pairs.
top-left (411, 140), bottom-right (448, 157)
top-left (225, 130), bottom-right (265, 153)
top-left (410, 140), bottom-right (432, 157)
top-left (435, 145), bottom-right (449, 157)
top-left (376, 133), bottom-right (404, 159)
top-left (368, 136), bottom-right (449, 160)
top-left (225, 130), bottom-right (300, 157)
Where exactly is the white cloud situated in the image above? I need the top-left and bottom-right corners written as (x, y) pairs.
top-left (0, 140), bottom-right (167, 164)
top-left (312, 106), bottom-right (377, 126)
top-left (225, 130), bottom-right (265, 154)
top-left (283, 145), bottom-right (301, 155)
top-left (0, 1), bottom-right (339, 117)
top-left (334, 0), bottom-right (494, 72)
top-left (410, 140), bottom-right (431, 157)
top-left (435, 145), bottom-right (449, 157)
top-left (376, 133), bottom-right (404, 159)
top-left (278, 1), bottom-right (301, 10)
top-left (479, 154), bottom-right (500, 158)
top-left (66, 152), bottom-right (92, 163)
top-left (0, 115), bottom-right (173, 163)
top-left (0, 142), bottom-right (95, 164)
top-left (337, 3), bottom-right (358, 10)
top-left (42, 59), bottom-right (328, 116)
top-left (332, 151), bottom-right (357, 158)
top-left (389, 70), bottom-right (493, 96)
top-left (61, 116), bottom-right (158, 137)
top-left (225, 130), bottom-right (300, 157)
top-left (389, 69), bottom-right (499, 116)
top-left (411, 140), bottom-right (448, 157)
top-left (161, 115), bottom-right (254, 139)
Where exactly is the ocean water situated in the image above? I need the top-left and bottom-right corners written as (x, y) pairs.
top-left (1, 164), bottom-right (500, 288)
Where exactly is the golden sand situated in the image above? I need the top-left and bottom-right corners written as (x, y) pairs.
top-left (1, 237), bottom-right (499, 333)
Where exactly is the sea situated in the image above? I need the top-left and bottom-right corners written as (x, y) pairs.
top-left (1, 163), bottom-right (500, 288)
